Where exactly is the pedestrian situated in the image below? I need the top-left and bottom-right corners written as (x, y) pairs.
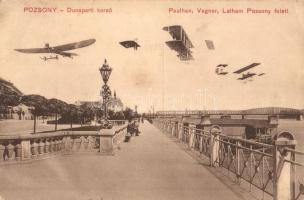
top-left (125, 118), bottom-right (133, 142)
top-left (135, 120), bottom-right (140, 136)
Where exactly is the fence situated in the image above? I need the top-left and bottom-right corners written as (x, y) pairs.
top-left (153, 119), bottom-right (304, 200)
top-left (109, 120), bottom-right (127, 126)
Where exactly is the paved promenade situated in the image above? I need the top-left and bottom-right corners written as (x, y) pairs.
top-left (0, 122), bottom-right (254, 200)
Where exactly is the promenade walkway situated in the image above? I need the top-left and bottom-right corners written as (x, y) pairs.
top-left (0, 122), bottom-right (254, 200)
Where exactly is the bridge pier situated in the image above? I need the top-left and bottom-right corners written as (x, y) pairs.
top-left (268, 115), bottom-right (279, 125)
top-left (297, 114), bottom-right (303, 121)
top-left (200, 115), bottom-right (211, 126)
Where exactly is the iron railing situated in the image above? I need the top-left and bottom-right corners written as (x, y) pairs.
top-left (154, 119), bottom-right (304, 200)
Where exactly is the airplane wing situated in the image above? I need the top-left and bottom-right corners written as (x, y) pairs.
top-left (14, 39), bottom-right (96, 54)
top-left (258, 73), bottom-right (265, 76)
top-left (205, 40), bottom-right (215, 50)
top-left (14, 48), bottom-right (51, 54)
top-left (163, 25), bottom-right (194, 48)
top-left (55, 51), bottom-right (78, 57)
top-left (217, 64), bottom-right (228, 68)
top-left (52, 39), bottom-right (96, 52)
top-left (233, 63), bottom-right (260, 74)
top-left (120, 40), bottom-right (140, 48)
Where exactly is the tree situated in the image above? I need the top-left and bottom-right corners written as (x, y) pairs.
top-left (0, 94), bottom-right (20, 107)
top-left (123, 107), bottom-right (134, 121)
top-left (21, 95), bottom-right (49, 116)
top-left (79, 103), bottom-right (95, 123)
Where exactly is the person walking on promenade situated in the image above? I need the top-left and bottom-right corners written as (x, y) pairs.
top-left (135, 119), bottom-right (140, 136)
top-left (124, 118), bottom-right (133, 142)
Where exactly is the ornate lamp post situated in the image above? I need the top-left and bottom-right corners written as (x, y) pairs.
top-left (99, 59), bottom-right (112, 121)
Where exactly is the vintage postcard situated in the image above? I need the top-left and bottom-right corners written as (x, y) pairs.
top-left (0, 0), bottom-right (303, 200)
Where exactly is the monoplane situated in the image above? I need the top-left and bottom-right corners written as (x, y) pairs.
top-left (15, 39), bottom-right (96, 60)
top-left (119, 40), bottom-right (140, 50)
top-left (163, 25), bottom-right (194, 61)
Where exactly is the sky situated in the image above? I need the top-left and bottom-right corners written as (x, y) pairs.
top-left (0, 0), bottom-right (304, 113)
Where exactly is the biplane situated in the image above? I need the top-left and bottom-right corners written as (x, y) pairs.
top-left (237, 72), bottom-right (257, 80)
top-left (14, 39), bottom-right (96, 60)
top-left (163, 25), bottom-right (194, 61)
top-left (119, 40), bottom-right (140, 50)
top-left (233, 63), bottom-right (264, 81)
top-left (215, 64), bottom-right (228, 75)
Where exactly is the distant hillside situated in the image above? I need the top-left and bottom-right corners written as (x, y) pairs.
top-left (0, 78), bottom-right (71, 114)
top-left (0, 77), bottom-right (22, 96)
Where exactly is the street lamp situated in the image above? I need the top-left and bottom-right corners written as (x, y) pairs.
top-left (99, 59), bottom-right (112, 84)
top-left (99, 59), bottom-right (113, 121)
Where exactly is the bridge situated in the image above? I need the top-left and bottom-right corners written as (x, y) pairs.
top-left (155, 107), bottom-right (304, 119)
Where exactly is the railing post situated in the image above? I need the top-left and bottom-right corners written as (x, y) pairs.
top-left (171, 122), bottom-right (175, 136)
top-left (30, 140), bottom-right (38, 159)
top-left (236, 140), bottom-right (241, 184)
top-left (167, 121), bottom-right (170, 134)
top-left (178, 122), bottom-right (183, 141)
top-left (99, 130), bottom-right (114, 155)
top-left (38, 140), bottom-right (44, 156)
top-left (210, 125), bottom-right (221, 167)
top-left (273, 131), bottom-right (296, 200)
top-left (188, 124), bottom-right (195, 149)
top-left (162, 120), bottom-right (165, 131)
top-left (21, 139), bottom-right (32, 161)
top-left (0, 144), bottom-right (5, 162)
top-left (7, 143), bottom-right (15, 161)
top-left (199, 131), bottom-right (204, 153)
top-left (63, 135), bottom-right (72, 153)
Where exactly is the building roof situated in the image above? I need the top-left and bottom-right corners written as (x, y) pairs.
top-left (210, 119), bottom-right (277, 128)
top-left (107, 97), bottom-right (123, 111)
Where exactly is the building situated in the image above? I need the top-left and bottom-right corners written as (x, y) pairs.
top-left (10, 103), bottom-right (35, 120)
top-left (75, 91), bottom-right (123, 113)
top-left (106, 91), bottom-right (123, 112)
top-left (75, 101), bottom-right (101, 108)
